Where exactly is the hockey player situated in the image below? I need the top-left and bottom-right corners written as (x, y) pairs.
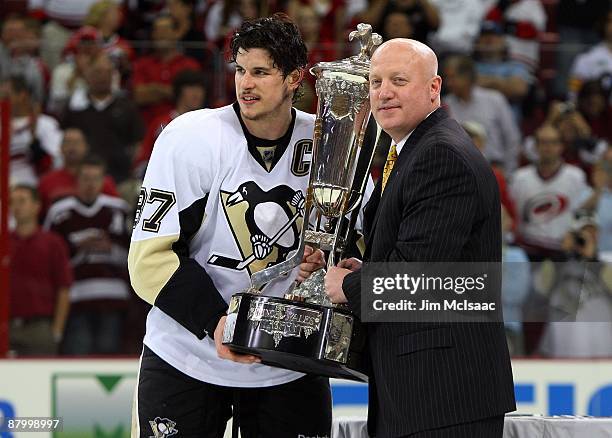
top-left (128, 14), bottom-right (332, 438)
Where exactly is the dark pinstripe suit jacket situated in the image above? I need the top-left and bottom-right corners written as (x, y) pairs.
top-left (343, 107), bottom-right (516, 437)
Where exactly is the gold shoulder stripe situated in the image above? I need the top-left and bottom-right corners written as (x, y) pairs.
top-left (128, 235), bottom-right (181, 304)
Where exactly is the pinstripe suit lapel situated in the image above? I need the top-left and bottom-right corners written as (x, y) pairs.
top-left (366, 108), bottom-right (449, 252)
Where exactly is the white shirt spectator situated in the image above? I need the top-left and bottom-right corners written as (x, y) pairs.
top-left (510, 163), bottom-right (591, 250)
top-left (504, 0), bottom-right (547, 73)
top-left (444, 85), bottom-right (521, 173)
top-left (10, 114), bottom-right (63, 186)
top-left (428, 0), bottom-right (494, 54)
top-left (569, 42), bottom-right (612, 97)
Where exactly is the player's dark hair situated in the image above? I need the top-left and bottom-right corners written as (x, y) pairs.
top-left (229, 13), bottom-right (308, 102)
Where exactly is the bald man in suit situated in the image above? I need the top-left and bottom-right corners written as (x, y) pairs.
top-left (321, 39), bottom-right (516, 437)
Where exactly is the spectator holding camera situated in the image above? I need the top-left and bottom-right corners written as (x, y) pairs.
top-left (581, 148), bottom-right (612, 254)
top-left (538, 211), bottom-right (612, 358)
top-left (523, 100), bottom-right (608, 176)
top-left (576, 77), bottom-right (612, 144)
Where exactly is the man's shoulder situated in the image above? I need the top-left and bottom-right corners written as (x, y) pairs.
top-left (155, 105), bottom-right (238, 158)
top-left (97, 194), bottom-right (130, 212)
top-left (293, 108), bottom-right (316, 126)
top-left (45, 196), bottom-right (79, 225)
top-left (513, 164), bottom-right (536, 178)
top-left (560, 162), bottom-right (587, 180)
top-left (474, 85), bottom-right (507, 104)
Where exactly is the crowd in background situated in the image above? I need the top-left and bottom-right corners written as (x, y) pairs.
top-left (2, 0), bottom-right (612, 358)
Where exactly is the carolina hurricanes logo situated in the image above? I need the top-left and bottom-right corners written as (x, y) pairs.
top-left (208, 182), bottom-right (305, 276)
top-left (523, 193), bottom-right (569, 224)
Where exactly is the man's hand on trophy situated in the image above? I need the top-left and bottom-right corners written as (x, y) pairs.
top-left (214, 316), bottom-right (261, 364)
top-left (324, 267), bottom-right (350, 304)
top-left (337, 257), bottom-right (362, 272)
top-left (297, 245), bottom-right (326, 282)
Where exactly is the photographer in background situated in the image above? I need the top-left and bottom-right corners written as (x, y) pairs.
top-left (580, 148), bottom-right (612, 255)
top-left (538, 211), bottom-right (612, 358)
top-left (523, 100), bottom-right (608, 176)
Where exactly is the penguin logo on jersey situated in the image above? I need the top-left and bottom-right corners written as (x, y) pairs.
top-left (208, 182), bottom-right (305, 275)
top-left (148, 417), bottom-right (178, 437)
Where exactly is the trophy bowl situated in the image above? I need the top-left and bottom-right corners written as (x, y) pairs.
top-left (223, 292), bottom-right (368, 381)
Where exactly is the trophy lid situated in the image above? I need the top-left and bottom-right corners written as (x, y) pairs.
top-left (310, 23), bottom-right (382, 80)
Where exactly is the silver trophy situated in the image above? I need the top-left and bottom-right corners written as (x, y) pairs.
top-left (222, 24), bottom-right (382, 382)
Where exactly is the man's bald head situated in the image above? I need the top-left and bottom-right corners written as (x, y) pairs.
top-left (372, 39), bottom-right (438, 81)
top-left (369, 38), bottom-right (442, 142)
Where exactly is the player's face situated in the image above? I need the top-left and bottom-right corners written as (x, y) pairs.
top-left (235, 48), bottom-right (298, 123)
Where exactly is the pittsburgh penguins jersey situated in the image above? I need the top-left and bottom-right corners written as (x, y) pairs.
top-left (128, 104), bottom-right (317, 387)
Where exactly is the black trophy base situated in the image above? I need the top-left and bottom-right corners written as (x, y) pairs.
top-left (223, 293), bottom-right (368, 382)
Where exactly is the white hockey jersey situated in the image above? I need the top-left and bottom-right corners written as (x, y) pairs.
top-left (510, 163), bottom-right (591, 249)
top-left (128, 104), bottom-right (318, 387)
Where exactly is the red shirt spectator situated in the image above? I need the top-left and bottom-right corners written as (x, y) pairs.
top-left (132, 14), bottom-right (201, 126)
top-left (133, 54), bottom-right (199, 123)
top-left (39, 168), bottom-right (118, 214)
top-left (10, 228), bottom-right (72, 318)
top-left (38, 127), bottom-right (118, 216)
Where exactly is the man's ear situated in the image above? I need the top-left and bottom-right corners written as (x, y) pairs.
top-left (431, 75), bottom-right (442, 101)
top-left (287, 69), bottom-right (304, 91)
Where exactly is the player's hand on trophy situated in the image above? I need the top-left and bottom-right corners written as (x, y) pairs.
top-left (214, 316), bottom-right (261, 364)
top-left (324, 267), bottom-right (350, 304)
top-left (297, 245), bottom-right (326, 282)
top-left (337, 257), bottom-right (362, 272)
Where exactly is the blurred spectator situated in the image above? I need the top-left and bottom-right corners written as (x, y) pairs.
top-left (443, 54), bottom-right (521, 174)
top-left (132, 13), bottom-right (201, 126)
top-left (47, 26), bottom-right (104, 116)
top-left (462, 120), bottom-right (517, 231)
top-left (38, 127), bottom-right (119, 215)
top-left (554, 0), bottom-right (610, 98)
top-left (501, 202), bottom-right (530, 356)
top-left (5, 75), bottom-right (62, 186)
top-left (367, 0), bottom-right (439, 43)
top-left (581, 148), bottom-right (612, 254)
top-left (576, 78), bottom-right (612, 144)
top-left (287, 0), bottom-right (348, 58)
top-left (523, 100), bottom-right (609, 176)
top-left (63, 52), bottom-right (144, 185)
top-left (31, 0), bottom-right (117, 71)
top-left (473, 19), bottom-right (531, 120)
top-left (538, 211), bottom-right (612, 358)
top-left (510, 124), bottom-right (591, 261)
top-left (84, 0), bottom-right (135, 81)
top-left (44, 156), bottom-right (131, 355)
top-left (133, 69), bottom-right (206, 176)
top-left (485, 0), bottom-right (546, 74)
top-left (0, 14), bottom-right (46, 103)
top-left (568, 10), bottom-right (612, 101)
top-left (9, 185), bottom-right (71, 356)
top-left (427, 0), bottom-right (493, 55)
top-left (168, 0), bottom-right (207, 63)
top-left (294, 2), bottom-right (336, 112)
top-left (204, 0), bottom-right (263, 44)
